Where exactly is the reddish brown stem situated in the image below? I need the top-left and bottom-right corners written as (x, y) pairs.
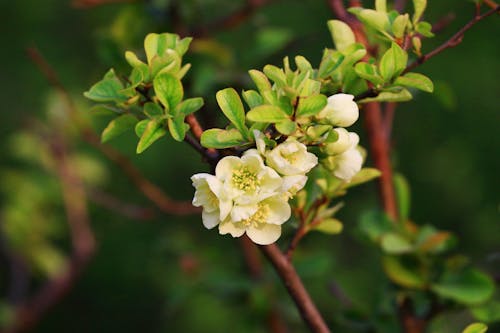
top-left (404, 5), bottom-right (500, 74)
top-left (6, 137), bottom-right (95, 333)
top-left (363, 103), bottom-right (398, 221)
top-left (260, 244), bottom-right (331, 333)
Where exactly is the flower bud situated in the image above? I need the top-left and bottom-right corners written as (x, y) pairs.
top-left (317, 93), bottom-right (359, 127)
top-left (323, 128), bottom-right (351, 155)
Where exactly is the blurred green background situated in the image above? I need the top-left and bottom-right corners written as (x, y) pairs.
top-left (0, 0), bottom-right (498, 332)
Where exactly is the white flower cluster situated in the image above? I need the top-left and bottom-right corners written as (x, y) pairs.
top-left (191, 134), bottom-right (318, 245)
top-left (317, 93), bottom-right (363, 181)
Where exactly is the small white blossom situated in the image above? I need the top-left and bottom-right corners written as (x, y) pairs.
top-left (281, 175), bottom-right (308, 198)
top-left (215, 153), bottom-right (282, 205)
top-left (317, 93), bottom-right (359, 127)
top-left (266, 140), bottom-right (318, 176)
top-left (332, 133), bottom-right (363, 181)
top-left (219, 195), bottom-right (291, 245)
top-left (324, 128), bottom-right (353, 155)
top-left (191, 173), bottom-right (231, 229)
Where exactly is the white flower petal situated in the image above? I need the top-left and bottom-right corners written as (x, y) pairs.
top-left (333, 147), bottom-right (363, 181)
top-left (246, 224), bottom-right (282, 245)
top-left (266, 141), bottom-right (318, 176)
top-left (281, 175), bottom-right (307, 196)
top-left (219, 220), bottom-right (245, 238)
top-left (319, 93), bottom-right (359, 127)
top-left (253, 130), bottom-right (267, 155)
top-left (265, 196), bottom-right (291, 225)
top-left (219, 199), bottom-right (233, 221)
top-left (202, 210), bottom-right (221, 229)
top-left (231, 204), bottom-right (258, 222)
top-left (215, 156), bottom-right (241, 181)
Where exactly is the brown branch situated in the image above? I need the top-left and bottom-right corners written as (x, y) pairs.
top-left (260, 244), bottom-right (331, 333)
top-left (404, 5), bottom-right (500, 74)
top-left (5, 136), bottom-right (96, 333)
top-left (394, 0), bottom-right (408, 13)
top-left (383, 102), bottom-right (397, 141)
top-left (87, 187), bottom-right (156, 220)
top-left (363, 105), bottom-right (398, 222)
top-left (82, 131), bottom-right (200, 216)
top-left (71, 0), bottom-right (136, 9)
top-left (192, 0), bottom-right (273, 38)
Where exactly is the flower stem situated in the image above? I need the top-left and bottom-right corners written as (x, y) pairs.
top-left (260, 244), bottom-right (331, 333)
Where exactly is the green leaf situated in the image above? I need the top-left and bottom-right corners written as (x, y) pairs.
top-left (175, 37), bottom-right (192, 57)
top-left (345, 168), bottom-right (381, 188)
top-left (295, 56), bottom-right (313, 72)
top-left (395, 72), bottom-right (434, 92)
top-left (354, 62), bottom-right (384, 85)
top-left (358, 211), bottom-right (394, 242)
top-left (318, 50), bottom-right (344, 78)
top-left (84, 69), bottom-right (128, 103)
top-left (153, 73), bottom-right (183, 111)
top-left (246, 105), bottom-right (289, 123)
top-left (144, 32), bottom-right (178, 64)
top-left (312, 218), bottom-right (343, 234)
top-left (168, 115), bottom-right (187, 142)
top-left (359, 88), bottom-right (413, 103)
top-left (275, 119), bottom-right (297, 135)
top-left (415, 21), bottom-right (434, 37)
top-left (412, 0), bottom-right (427, 24)
top-left (216, 88), bottom-right (248, 136)
top-left (383, 255), bottom-right (427, 289)
top-left (296, 94), bottom-right (327, 117)
top-left (471, 301), bottom-right (500, 323)
top-left (248, 70), bottom-right (272, 93)
top-left (136, 119), bottom-right (167, 153)
top-left (144, 102), bottom-right (164, 118)
top-left (135, 119), bottom-right (148, 137)
top-left (176, 97), bottom-right (204, 116)
top-left (381, 233), bottom-right (414, 254)
top-left (393, 173), bottom-right (411, 222)
top-left (327, 20), bottom-right (355, 52)
top-left (432, 268), bottom-right (495, 305)
top-left (349, 8), bottom-right (390, 33)
top-left (379, 42), bottom-right (408, 81)
top-left (242, 90), bottom-right (263, 109)
top-left (125, 51), bottom-right (149, 81)
top-left (462, 323), bottom-right (488, 333)
top-left (101, 114), bottom-right (138, 142)
top-left (392, 14), bottom-right (409, 39)
top-left (375, 0), bottom-right (387, 12)
top-left (200, 128), bottom-right (246, 149)
top-left (263, 65), bottom-right (287, 87)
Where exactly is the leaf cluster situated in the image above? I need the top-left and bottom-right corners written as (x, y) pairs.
top-left (85, 33), bottom-right (204, 153)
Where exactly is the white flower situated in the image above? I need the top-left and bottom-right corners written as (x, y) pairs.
top-left (215, 153), bottom-right (282, 205)
top-left (265, 140), bottom-right (318, 176)
top-left (324, 128), bottom-right (355, 155)
top-left (331, 133), bottom-right (363, 181)
top-left (191, 173), bottom-right (231, 229)
top-left (334, 147), bottom-right (363, 181)
top-left (219, 195), bottom-right (291, 245)
top-left (281, 175), bottom-right (308, 198)
top-left (317, 93), bottom-right (359, 127)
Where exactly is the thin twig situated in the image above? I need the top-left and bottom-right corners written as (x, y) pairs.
top-left (260, 244), bottom-right (331, 333)
top-left (71, 0), bottom-right (136, 8)
top-left (394, 0), bottom-right (408, 13)
top-left (404, 5), bottom-right (500, 73)
top-left (87, 187), bottom-right (156, 220)
top-left (6, 136), bottom-right (96, 333)
top-left (191, 0), bottom-right (273, 37)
